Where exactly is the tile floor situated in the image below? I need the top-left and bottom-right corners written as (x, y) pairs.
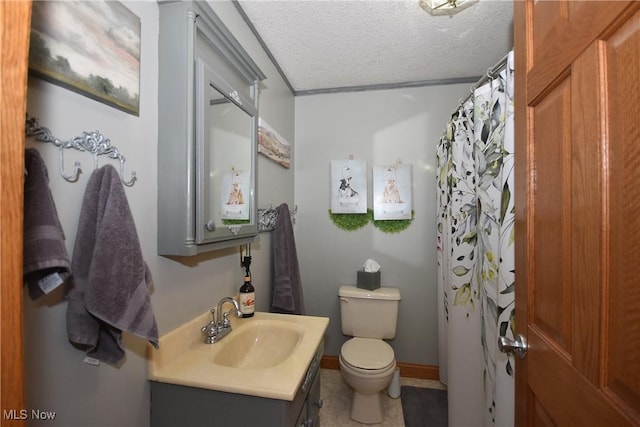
top-left (318, 369), bottom-right (446, 427)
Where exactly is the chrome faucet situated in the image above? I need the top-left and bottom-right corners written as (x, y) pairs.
top-left (216, 297), bottom-right (243, 326)
top-left (200, 297), bottom-right (243, 344)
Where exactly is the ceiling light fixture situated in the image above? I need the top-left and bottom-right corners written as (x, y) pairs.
top-left (419, 0), bottom-right (477, 16)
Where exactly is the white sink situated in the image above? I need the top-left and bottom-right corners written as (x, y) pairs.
top-left (147, 311), bottom-right (328, 401)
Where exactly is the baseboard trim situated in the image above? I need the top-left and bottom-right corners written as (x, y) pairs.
top-left (320, 355), bottom-right (440, 381)
top-left (320, 355), bottom-right (340, 370)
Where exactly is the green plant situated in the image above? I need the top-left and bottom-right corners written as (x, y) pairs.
top-left (329, 209), bottom-right (414, 233)
top-left (328, 209), bottom-right (372, 231)
top-left (222, 219), bottom-right (250, 225)
top-left (372, 210), bottom-right (414, 233)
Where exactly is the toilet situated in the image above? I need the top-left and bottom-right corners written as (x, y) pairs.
top-left (338, 285), bottom-right (401, 424)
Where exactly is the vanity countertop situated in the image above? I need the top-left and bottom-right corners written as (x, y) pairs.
top-left (147, 311), bottom-right (329, 401)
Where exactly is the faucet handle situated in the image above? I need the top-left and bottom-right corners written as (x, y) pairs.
top-left (201, 308), bottom-right (218, 342)
top-left (222, 310), bottom-right (233, 329)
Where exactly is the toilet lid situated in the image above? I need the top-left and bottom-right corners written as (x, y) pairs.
top-left (341, 338), bottom-right (395, 370)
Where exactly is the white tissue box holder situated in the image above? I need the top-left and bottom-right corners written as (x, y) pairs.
top-left (357, 270), bottom-right (381, 290)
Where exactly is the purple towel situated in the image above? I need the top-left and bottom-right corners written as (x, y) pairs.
top-left (271, 203), bottom-right (305, 315)
top-left (66, 165), bottom-right (158, 365)
top-left (23, 148), bottom-right (71, 299)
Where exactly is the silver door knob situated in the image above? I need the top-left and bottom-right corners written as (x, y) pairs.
top-left (498, 334), bottom-right (527, 359)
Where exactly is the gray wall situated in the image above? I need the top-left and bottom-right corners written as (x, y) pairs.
top-left (23, 2), bottom-right (293, 426)
top-left (294, 85), bottom-right (469, 364)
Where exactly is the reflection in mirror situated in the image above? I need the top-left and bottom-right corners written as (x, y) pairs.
top-left (208, 82), bottom-right (253, 227)
top-left (209, 85), bottom-right (253, 225)
top-left (196, 56), bottom-right (257, 245)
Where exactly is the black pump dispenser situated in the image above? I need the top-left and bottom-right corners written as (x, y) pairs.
top-left (239, 245), bottom-right (255, 317)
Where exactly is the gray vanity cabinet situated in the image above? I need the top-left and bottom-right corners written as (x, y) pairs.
top-left (150, 368), bottom-right (321, 427)
top-left (150, 341), bottom-right (323, 427)
top-left (298, 369), bottom-right (322, 427)
top-left (157, 1), bottom-right (265, 256)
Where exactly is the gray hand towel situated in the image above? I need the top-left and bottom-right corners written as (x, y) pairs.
top-left (23, 148), bottom-right (71, 299)
top-left (66, 165), bottom-right (158, 365)
top-left (271, 203), bottom-right (305, 315)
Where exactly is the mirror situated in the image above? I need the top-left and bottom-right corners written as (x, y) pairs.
top-left (208, 87), bottom-right (252, 223)
top-left (196, 58), bottom-right (258, 244)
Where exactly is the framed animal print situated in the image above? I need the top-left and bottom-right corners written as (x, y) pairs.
top-left (331, 159), bottom-right (367, 214)
top-left (220, 169), bottom-right (250, 220)
top-left (373, 164), bottom-right (412, 220)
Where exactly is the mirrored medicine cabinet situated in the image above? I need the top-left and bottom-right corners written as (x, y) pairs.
top-left (157, 1), bottom-right (265, 256)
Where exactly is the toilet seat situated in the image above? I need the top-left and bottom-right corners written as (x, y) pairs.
top-left (340, 337), bottom-right (395, 373)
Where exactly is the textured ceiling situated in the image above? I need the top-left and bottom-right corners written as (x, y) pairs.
top-left (236, 0), bottom-right (514, 94)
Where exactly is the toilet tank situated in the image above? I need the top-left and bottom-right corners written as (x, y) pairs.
top-left (339, 285), bottom-right (401, 339)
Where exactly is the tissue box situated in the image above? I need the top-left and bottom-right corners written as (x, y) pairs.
top-left (357, 270), bottom-right (381, 290)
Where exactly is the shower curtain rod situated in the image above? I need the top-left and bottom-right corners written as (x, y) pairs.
top-left (452, 50), bottom-right (511, 115)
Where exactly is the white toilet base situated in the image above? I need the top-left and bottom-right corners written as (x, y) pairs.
top-left (350, 390), bottom-right (384, 424)
top-left (339, 351), bottom-right (396, 424)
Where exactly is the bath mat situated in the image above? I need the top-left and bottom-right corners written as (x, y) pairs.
top-left (400, 386), bottom-right (448, 427)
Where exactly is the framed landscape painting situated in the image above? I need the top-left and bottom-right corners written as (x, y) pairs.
top-left (29, 1), bottom-right (141, 116)
top-left (258, 118), bottom-right (291, 168)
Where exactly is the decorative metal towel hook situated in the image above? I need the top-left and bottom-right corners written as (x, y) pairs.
top-left (25, 114), bottom-right (137, 186)
top-left (119, 157), bottom-right (137, 187)
top-left (58, 145), bottom-right (82, 182)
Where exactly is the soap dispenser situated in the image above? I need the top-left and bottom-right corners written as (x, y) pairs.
top-left (239, 245), bottom-right (255, 317)
top-left (239, 275), bottom-right (255, 317)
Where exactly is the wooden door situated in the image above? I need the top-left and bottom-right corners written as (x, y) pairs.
top-left (514, 1), bottom-right (640, 426)
top-left (0, 1), bottom-right (31, 424)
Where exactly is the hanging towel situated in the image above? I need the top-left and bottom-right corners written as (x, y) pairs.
top-left (271, 203), bottom-right (305, 315)
top-left (66, 165), bottom-right (158, 365)
top-left (23, 148), bottom-right (71, 299)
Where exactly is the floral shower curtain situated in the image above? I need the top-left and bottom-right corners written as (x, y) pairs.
top-left (436, 50), bottom-right (515, 427)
